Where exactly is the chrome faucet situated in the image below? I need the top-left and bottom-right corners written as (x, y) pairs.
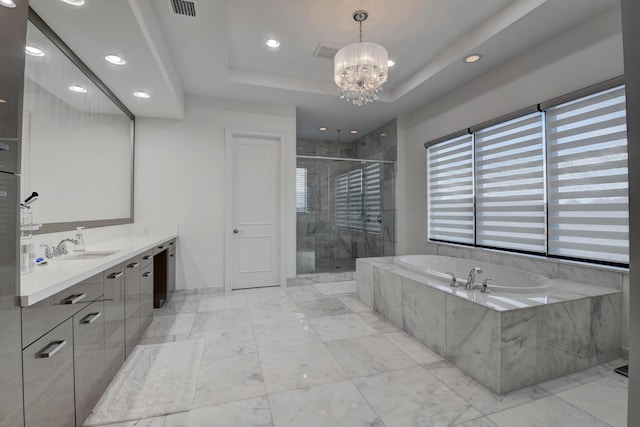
top-left (466, 267), bottom-right (483, 289)
top-left (45, 238), bottom-right (78, 258)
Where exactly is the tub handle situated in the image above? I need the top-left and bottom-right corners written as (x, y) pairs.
top-left (481, 278), bottom-right (495, 294)
top-left (445, 272), bottom-right (458, 287)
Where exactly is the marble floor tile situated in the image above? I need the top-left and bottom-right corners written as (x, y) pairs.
top-left (538, 363), bottom-right (614, 394)
top-left (197, 294), bottom-right (247, 312)
top-left (137, 333), bottom-right (190, 346)
top-left (154, 296), bottom-right (201, 317)
top-left (326, 334), bottom-right (416, 378)
top-left (428, 364), bottom-right (548, 416)
top-left (313, 281), bottom-right (358, 295)
top-left (358, 310), bottom-right (401, 333)
top-left (286, 285), bottom-right (323, 302)
top-left (252, 319), bottom-right (322, 352)
top-left (142, 313), bottom-right (196, 338)
top-left (487, 395), bottom-right (610, 427)
top-left (294, 297), bottom-right (352, 318)
top-left (268, 380), bottom-right (383, 427)
top-left (190, 326), bottom-right (257, 360)
top-left (248, 301), bottom-right (304, 323)
top-left (90, 417), bottom-right (166, 427)
top-left (163, 397), bottom-right (272, 427)
top-left (259, 343), bottom-right (348, 394)
top-left (193, 353), bottom-right (265, 408)
top-left (191, 309), bottom-right (252, 333)
top-left (383, 331), bottom-right (444, 364)
top-left (455, 417), bottom-right (499, 427)
top-left (308, 314), bottom-right (378, 341)
top-left (557, 374), bottom-right (628, 427)
top-left (336, 294), bottom-right (371, 313)
top-left (353, 366), bottom-right (482, 427)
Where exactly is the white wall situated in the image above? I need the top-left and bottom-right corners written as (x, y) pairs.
top-left (134, 95), bottom-right (296, 290)
top-left (397, 6), bottom-right (624, 256)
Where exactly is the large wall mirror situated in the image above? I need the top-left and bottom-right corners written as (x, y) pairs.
top-left (22, 12), bottom-right (134, 233)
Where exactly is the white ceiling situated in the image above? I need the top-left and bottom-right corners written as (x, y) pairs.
top-left (28, 0), bottom-right (619, 142)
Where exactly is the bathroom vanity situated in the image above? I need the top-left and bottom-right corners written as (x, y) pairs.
top-left (19, 232), bottom-right (177, 427)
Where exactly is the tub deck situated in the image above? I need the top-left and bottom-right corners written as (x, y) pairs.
top-left (356, 256), bottom-right (622, 394)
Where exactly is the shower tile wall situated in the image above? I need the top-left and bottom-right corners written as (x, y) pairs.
top-left (296, 120), bottom-right (397, 274)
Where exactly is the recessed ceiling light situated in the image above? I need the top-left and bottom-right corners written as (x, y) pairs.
top-left (69, 85), bottom-right (88, 93)
top-left (0, 0), bottom-right (16, 8)
top-left (266, 39), bottom-right (280, 48)
top-left (105, 54), bottom-right (126, 65)
top-left (133, 91), bottom-right (150, 99)
top-left (380, 133), bottom-right (387, 137)
top-left (319, 127), bottom-right (327, 131)
top-left (25, 46), bottom-right (45, 57)
top-left (60, 0), bottom-right (85, 6)
top-left (464, 54), bottom-right (481, 63)
top-left (387, 59), bottom-right (395, 67)
top-left (350, 130), bottom-right (358, 134)
top-left (0, 99), bottom-right (7, 104)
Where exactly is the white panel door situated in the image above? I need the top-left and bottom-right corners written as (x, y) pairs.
top-left (230, 135), bottom-right (281, 289)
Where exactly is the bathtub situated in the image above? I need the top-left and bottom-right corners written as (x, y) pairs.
top-left (395, 254), bottom-right (552, 293)
top-left (356, 255), bottom-right (622, 394)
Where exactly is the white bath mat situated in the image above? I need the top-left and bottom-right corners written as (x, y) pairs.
top-left (84, 340), bottom-right (204, 426)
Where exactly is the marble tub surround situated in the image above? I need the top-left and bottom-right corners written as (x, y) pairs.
top-left (95, 285), bottom-right (627, 427)
top-left (356, 257), bottom-right (622, 394)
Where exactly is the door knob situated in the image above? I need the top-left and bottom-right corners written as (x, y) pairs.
top-left (233, 229), bottom-right (240, 234)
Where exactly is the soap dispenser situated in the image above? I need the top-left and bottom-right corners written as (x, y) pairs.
top-left (74, 227), bottom-right (86, 252)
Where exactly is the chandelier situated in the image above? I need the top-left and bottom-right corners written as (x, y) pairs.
top-left (334, 10), bottom-right (388, 106)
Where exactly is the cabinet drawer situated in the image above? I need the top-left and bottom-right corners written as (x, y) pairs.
top-left (23, 318), bottom-right (75, 427)
top-left (168, 238), bottom-right (176, 248)
top-left (153, 242), bottom-right (168, 255)
top-left (22, 273), bottom-right (104, 348)
top-left (140, 249), bottom-right (154, 268)
top-left (0, 138), bottom-right (19, 174)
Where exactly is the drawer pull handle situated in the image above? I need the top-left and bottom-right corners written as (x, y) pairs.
top-left (80, 312), bottom-right (101, 324)
top-left (169, 254), bottom-right (174, 258)
top-left (37, 340), bottom-right (67, 358)
top-left (157, 245), bottom-right (165, 250)
top-left (127, 262), bottom-right (140, 268)
top-left (0, 142), bottom-right (9, 152)
top-left (142, 272), bottom-right (153, 278)
top-left (142, 255), bottom-right (152, 260)
top-left (62, 293), bottom-right (86, 305)
top-left (107, 272), bottom-right (123, 279)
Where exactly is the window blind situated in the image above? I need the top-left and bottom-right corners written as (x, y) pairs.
top-left (427, 134), bottom-right (474, 244)
top-left (546, 85), bottom-right (629, 264)
top-left (475, 112), bottom-right (546, 253)
top-left (363, 163), bottom-right (382, 233)
top-left (295, 167), bottom-right (308, 213)
top-left (347, 169), bottom-right (363, 229)
top-left (334, 173), bottom-right (349, 228)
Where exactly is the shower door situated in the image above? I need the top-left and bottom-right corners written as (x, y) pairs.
top-left (296, 157), bottom-right (395, 274)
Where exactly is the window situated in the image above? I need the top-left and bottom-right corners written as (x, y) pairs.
top-left (426, 83), bottom-right (629, 266)
top-left (296, 167), bottom-right (309, 213)
top-left (334, 163), bottom-right (382, 233)
top-left (546, 86), bottom-right (628, 264)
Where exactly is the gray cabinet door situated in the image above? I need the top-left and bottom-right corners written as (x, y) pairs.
top-left (23, 318), bottom-right (75, 427)
top-left (168, 249), bottom-right (176, 294)
top-left (73, 300), bottom-right (106, 426)
top-left (140, 264), bottom-right (154, 334)
top-left (104, 264), bottom-right (125, 382)
top-left (124, 256), bottom-right (141, 358)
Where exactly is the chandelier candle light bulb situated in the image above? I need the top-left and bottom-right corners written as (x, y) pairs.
top-left (334, 10), bottom-right (388, 106)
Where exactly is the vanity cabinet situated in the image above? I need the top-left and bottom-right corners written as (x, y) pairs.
top-left (104, 264), bottom-right (125, 381)
top-left (22, 318), bottom-right (76, 427)
top-left (73, 300), bottom-right (106, 426)
top-left (124, 255), bottom-right (141, 358)
top-left (168, 239), bottom-right (176, 294)
top-left (141, 263), bottom-right (154, 333)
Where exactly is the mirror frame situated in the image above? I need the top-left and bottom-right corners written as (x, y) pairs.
top-left (28, 8), bottom-right (135, 234)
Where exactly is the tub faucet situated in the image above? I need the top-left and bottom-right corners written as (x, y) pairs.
top-left (466, 267), bottom-right (483, 289)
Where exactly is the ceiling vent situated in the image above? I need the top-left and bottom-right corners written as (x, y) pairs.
top-left (313, 44), bottom-right (340, 59)
top-left (168, 0), bottom-right (198, 18)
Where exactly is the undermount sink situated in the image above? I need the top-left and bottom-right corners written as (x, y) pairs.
top-left (63, 251), bottom-right (119, 260)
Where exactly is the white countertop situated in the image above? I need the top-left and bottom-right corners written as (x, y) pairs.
top-left (20, 230), bottom-right (177, 306)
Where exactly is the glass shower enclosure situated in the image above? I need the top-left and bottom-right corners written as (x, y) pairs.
top-left (296, 156), bottom-right (396, 274)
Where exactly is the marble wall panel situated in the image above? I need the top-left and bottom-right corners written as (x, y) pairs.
top-left (536, 299), bottom-right (591, 383)
top-left (590, 293), bottom-right (622, 365)
top-left (558, 264), bottom-right (623, 289)
top-left (356, 260), bottom-right (374, 309)
top-left (445, 295), bottom-right (501, 393)
top-left (372, 267), bottom-right (403, 328)
top-left (500, 308), bottom-right (538, 392)
top-left (401, 277), bottom-right (446, 356)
